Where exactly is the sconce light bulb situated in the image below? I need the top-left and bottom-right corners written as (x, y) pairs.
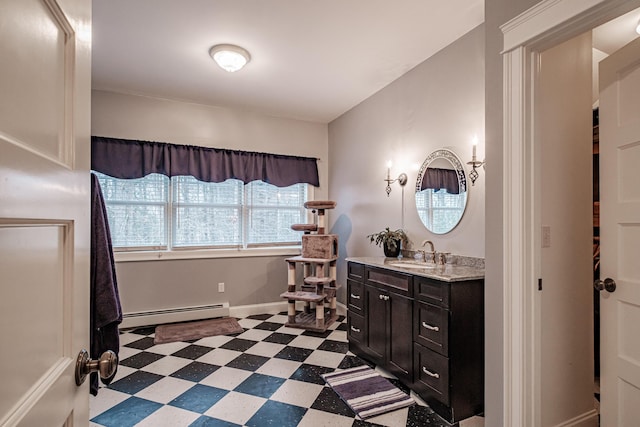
top-left (636, 19), bottom-right (640, 35)
top-left (386, 160), bottom-right (393, 169)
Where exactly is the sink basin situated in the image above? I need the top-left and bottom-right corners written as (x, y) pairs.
top-left (387, 262), bottom-right (436, 269)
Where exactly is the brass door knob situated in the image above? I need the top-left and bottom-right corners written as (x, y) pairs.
top-left (594, 278), bottom-right (616, 293)
top-left (75, 349), bottom-right (117, 386)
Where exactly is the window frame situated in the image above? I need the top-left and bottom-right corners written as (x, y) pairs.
top-left (94, 172), bottom-right (312, 261)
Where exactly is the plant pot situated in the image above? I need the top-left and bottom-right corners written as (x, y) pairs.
top-left (383, 240), bottom-right (401, 258)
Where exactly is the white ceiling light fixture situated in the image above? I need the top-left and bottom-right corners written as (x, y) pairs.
top-left (209, 44), bottom-right (251, 72)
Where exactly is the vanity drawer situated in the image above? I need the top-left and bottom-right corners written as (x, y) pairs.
top-left (348, 262), bottom-right (365, 281)
top-left (347, 311), bottom-right (366, 346)
top-left (414, 302), bottom-right (449, 356)
top-left (415, 276), bottom-right (450, 308)
top-left (365, 266), bottom-right (413, 297)
top-left (414, 343), bottom-right (450, 405)
top-left (347, 279), bottom-right (364, 313)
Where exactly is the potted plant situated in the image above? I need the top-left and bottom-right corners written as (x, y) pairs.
top-left (366, 227), bottom-right (409, 258)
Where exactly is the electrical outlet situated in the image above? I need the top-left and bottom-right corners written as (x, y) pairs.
top-left (218, 282), bottom-right (225, 293)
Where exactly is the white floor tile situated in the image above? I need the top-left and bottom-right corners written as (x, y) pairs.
top-left (194, 334), bottom-right (234, 348)
top-left (269, 379), bottom-right (324, 408)
top-left (266, 314), bottom-right (288, 324)
top-left (304, 349), bottom-right (348, 368)
top-left (89, 387), bottom-right (130, 417)
top-left (237, 328), bottom-right (273, 342)
top-left (145, 341), bottom-right (190, 355)
top-left (134, 404), bottom-right (200, 427)
top-left (460, 415), bottom-right (485, 427)
top-left (255, 358), bottom-right (302, 379)
top-left (237, 318), bottom-right (263, 329)
top-left (110, 365), bottom-right (137, 383)
top-left (204, 391), bottom-right (266, 425)
top-left (276, 325), bottom-right (306, 335)
top-left (298, 408), bottom-right (355, 427)
top-left (366, 406), bottom-right (411, 427)
top-left (288, 335), bottom-right (325, 350)
top-left (117, 346), bottom-right (142, 360)
top-left (140, 355), bottom-right (192, 376)
top-left (199, 366), bottom-right (253, 390)
top-left (134, 376), bottom-right (195, 404)
top-left (195, 347), bottom-right (242, 366)
top-left (327, 329), bottom-right (348, 342)
top-left (245, 341), bottom-right (285, 358)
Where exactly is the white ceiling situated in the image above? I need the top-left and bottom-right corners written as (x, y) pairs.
top-left (91, 2), bottom-right (640, 124)
top-left (91, 0), bottom-right (484, 123)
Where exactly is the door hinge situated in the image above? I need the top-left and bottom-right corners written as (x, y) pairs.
top-left (538, 278), bottom-right (542, 291)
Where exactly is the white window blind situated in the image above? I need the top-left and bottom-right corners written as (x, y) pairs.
top-left (415, 189), bottom-right (466, 234)
top-left (94, 172), bottom-right (308, 250)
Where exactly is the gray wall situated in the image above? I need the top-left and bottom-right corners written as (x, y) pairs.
top-left (92, 90), bottom-right (328, 315)
top-left (328, 25), bottom-right (486, 304)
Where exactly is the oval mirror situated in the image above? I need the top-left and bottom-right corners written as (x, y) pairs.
top-left (415, 148), bottom-right (468, 234)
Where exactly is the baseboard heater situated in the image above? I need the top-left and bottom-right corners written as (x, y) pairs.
top-left (120, 302), bottom-right (230, 329)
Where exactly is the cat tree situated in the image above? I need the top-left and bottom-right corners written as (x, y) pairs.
top-left (280, 200), bottom-right (339, 332)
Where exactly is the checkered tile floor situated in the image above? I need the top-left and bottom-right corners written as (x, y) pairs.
top-left (90, 312), bottom-right (484, 427)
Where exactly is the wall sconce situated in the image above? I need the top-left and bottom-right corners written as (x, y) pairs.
top-left (467, 136), bottom-right (485, 186)
top-left (384, 160), bottom-right (408, 196)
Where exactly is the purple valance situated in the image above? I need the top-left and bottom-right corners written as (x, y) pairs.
top-left (91, 136), bottom-right (319, 187)
top-left (420, 167), bottom-right (460, 194)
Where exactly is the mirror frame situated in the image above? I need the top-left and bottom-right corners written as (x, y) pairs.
top-left (415, 148), bottom-right (468, 234)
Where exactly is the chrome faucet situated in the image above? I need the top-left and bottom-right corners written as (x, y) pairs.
top-left (421, 240), bottom-right (436, 263)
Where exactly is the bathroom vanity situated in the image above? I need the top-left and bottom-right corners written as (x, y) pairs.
top-left (346, 257), bottom-right (484, 423)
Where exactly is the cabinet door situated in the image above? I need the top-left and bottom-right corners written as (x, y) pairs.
top-left (388, 292), bottom-right (413, 381)
top-left (365, 284), bottom-right (386, 364)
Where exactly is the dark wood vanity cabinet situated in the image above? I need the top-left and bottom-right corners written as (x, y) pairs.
top-left (347, 264), bottom-right (413, 383)
top-left (347, 261), bottom-right (484, 423)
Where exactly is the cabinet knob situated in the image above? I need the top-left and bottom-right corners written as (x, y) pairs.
top-left (422, 367), bottom-right (440, 378)
top-left (378, 294), bottom-right (390, 301)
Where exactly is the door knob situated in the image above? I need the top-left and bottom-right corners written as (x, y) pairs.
top-left (594, 278), bottom-right (616, 293)
top-left (75, 349), bottom-right (117, 386)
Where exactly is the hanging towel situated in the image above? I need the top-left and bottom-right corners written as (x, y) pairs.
top-left (90, 173), bottom-right (122, 395)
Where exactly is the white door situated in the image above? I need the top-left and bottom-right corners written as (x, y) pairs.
top-left (599, 36), bottom-right (640, 427)
top-left (0, 0), bottom-right (92, 426)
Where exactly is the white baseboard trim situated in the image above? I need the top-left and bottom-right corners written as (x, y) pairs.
top-left (553, 409), bottom-right (599, 427)
top-left (121, 302), bottom-right (230, 329)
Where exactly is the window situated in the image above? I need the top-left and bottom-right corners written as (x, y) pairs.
top-left (95, 172), bottom-right (309, 251)
top-left (415, 189), bottom-right (466, 234)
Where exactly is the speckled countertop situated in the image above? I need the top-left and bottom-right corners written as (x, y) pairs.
top-left (345, 256), bottom-right (485, 282)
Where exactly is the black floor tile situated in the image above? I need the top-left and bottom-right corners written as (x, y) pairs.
top-left (246, 313), bottom-right (274, 321)
top-left (219, 338), bottom-right (257, 352)
top-left (253, 321), bottom-right (283, 331)
top-left (124, 336), bottom-right (156, 350)
top-left (407, 404), bottom-right (458, 427)
top-left (301, 329), bottom-right (334, 338)
top-left (170, 361), bottom-right (220, 382)
top-left (129, 326), bottom-right (155, 336)
top-left (244, 400), bottom-right (307, 427)
top-left (172, 344), bottom-right (214, 360)
top-left (317, 339), bottom-right (349, 353)
top-left (225, 353), bottom-right (269, 371)
top-left (91, 396), bottom-right (162, 427)
top-left (310, 386), bottom-right (355, 417)
top-left (169, 384), bottom-right (228, 414)
top-left (337, 355), bottom-right (368, 370)
top-left (234, 373), bottom-right (286, 398)
top-left (263, 332), bottom-right (297, 345)
top-left (335, 323), bottom-right (348, 331)
top-left (274, 346), bottom-right (313, 362)
top-left (189, 415), bottom-right (242, 426)
top-left (119, 351), bottom-right (165, 369)
top-left (290, 363), bottom-right (334, 385)
top-left (108, 370), bottom-right (164, 395)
